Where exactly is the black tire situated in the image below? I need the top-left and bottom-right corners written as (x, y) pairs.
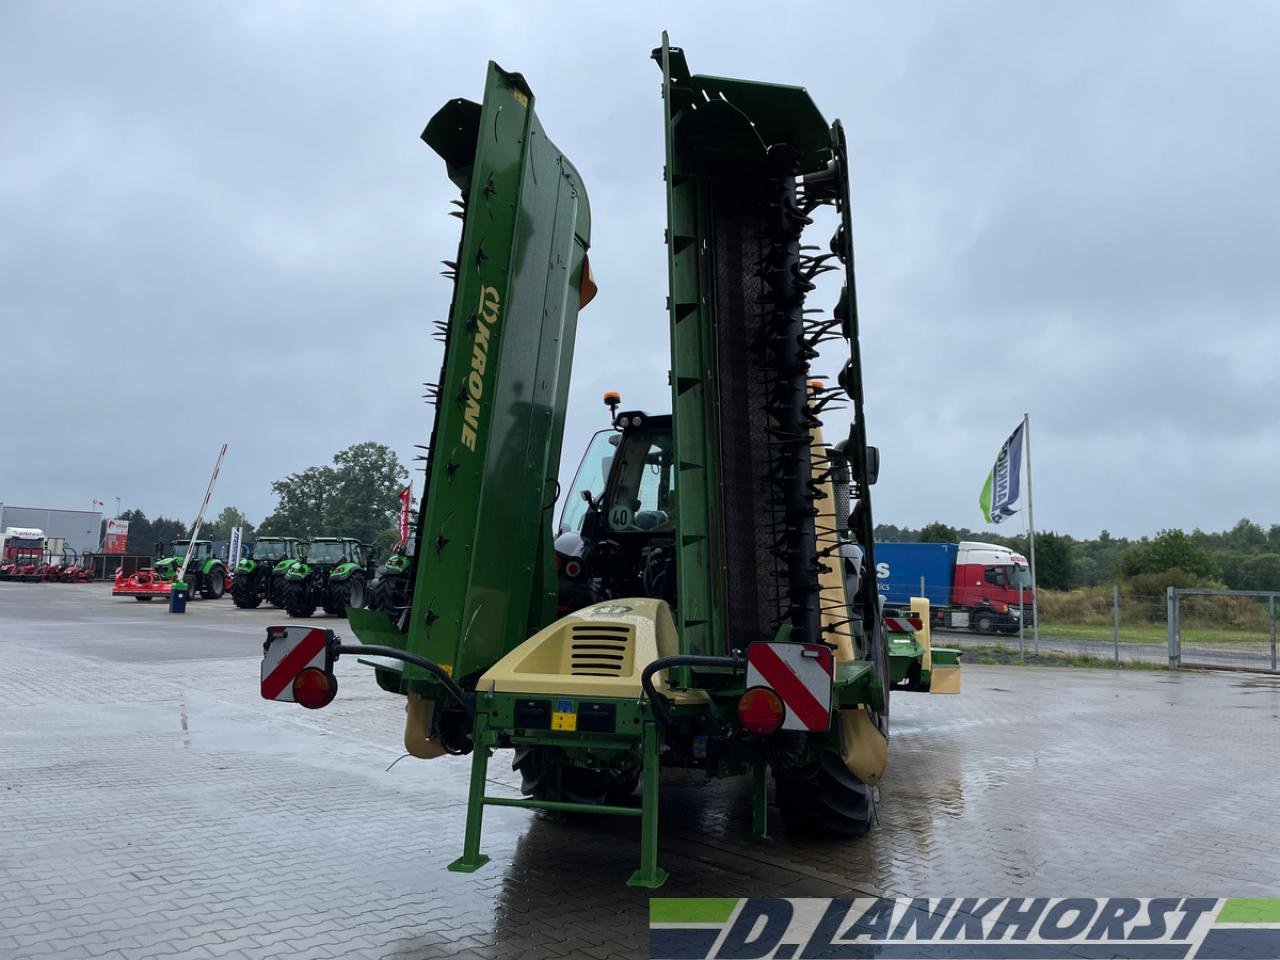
top-left (200, 566), bottom-right (226, 600)
top-left (973, 610), bottom-right (995, 634)
top-left (327, 574), bottom-right (366, 616)
top-left (512, 746), bottom-right (639, 806)
top-left (269, 572), bottom-right (286, 608)
top-left (368, 574), bottom-right (409, 624)
top-left (134, 596), bottom-right (154, 602)
top-left (231, 575), bottom-right (262, 609)
top-left (775, 751), bottom-right (875, 837)
top-left (283, 578), bottom-right (315, 618)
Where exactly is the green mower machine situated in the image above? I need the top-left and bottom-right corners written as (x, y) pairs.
top-left (259, 37), bottom-right (959, 887)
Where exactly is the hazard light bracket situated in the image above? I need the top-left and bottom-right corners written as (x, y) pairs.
top-left (259, 626), bottom-right (474, 721)
top-left (745, 641), bottom-right (834, 733)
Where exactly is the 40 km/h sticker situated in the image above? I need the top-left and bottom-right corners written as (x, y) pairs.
top-left (745, 642), bottom-right (834, 732)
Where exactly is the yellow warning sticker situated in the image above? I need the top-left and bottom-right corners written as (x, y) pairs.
top-left (551, 711), bottom-right (577, 732)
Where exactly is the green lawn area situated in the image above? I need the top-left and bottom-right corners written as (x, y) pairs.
top-left (1040, 620), bottom-right (1273, 647)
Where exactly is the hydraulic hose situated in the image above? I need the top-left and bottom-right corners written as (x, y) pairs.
top-left (640, 653), bottom-right (743, 735)
top-left (335, 643), bottom-right (472, 721)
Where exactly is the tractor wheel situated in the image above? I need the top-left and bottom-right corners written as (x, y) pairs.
top-left (269, 573), bottom-right (287, 608)
top-left (283, 579), bottom-right (315, 618)
top-left (231, 575), bottom-right (261, 609)
top-left (368, 574), bottom-right (409, 624)
top-left (200, 567), bottom-right (226, 600)
top-left (513, 747), bottom-right (639, 806)
top-left (973, 610), bottom-right (995, 634)
top-left (775, 751), bottom-right (876, 838)
top-left (327, 575), bottom-right (366, 615)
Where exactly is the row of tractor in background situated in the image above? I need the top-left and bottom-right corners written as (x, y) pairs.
top-left (112, 536), bottom-right (409, 619)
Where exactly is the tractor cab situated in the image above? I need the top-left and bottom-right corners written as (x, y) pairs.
top-left (249, 537), bottom-right (301, 563)
top-left (557, 411), bottom-right (677, 612)
top-left (167, 540), bottom-right (212, 563)
top-left (303, 538), bottom-right (366, 568)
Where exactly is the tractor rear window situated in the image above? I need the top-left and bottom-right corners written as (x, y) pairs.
top-left (306, 542), bottom-right (344, 563)
top-left (254, 542), bottom-right (287, 561)
top-left (607, 436), bottom-right (675, 532)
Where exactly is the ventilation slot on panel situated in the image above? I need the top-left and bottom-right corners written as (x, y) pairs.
top-left (569, 625), bottom-right (632, 677)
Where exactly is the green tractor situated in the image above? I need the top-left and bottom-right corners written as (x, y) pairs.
top-left (259, 41), bottom-right (960, 887)
top-left (231, 537), bottom-right (304, 609)
top-left (153, 540), bottom-right (228, 599)
top-left (280, 538), bottom-right (372, 618)
top-left (368, 551), bottom-right (413, 626)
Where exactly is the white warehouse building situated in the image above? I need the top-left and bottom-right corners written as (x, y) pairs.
top-left (0, 503), bottom-right (104, 556)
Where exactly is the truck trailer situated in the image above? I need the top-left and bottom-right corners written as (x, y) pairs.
top-left (875, 540), bottom-right (1034, 634)
top-left (0, 527), bottom-right (46, 581)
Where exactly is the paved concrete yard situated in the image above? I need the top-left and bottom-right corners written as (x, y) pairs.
top-left (2, 582), bottom-right (1278, 959)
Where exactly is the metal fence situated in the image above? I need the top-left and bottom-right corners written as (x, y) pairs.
top-left (932, 585), bottom-right (1280, 674)
top-left (1168, 588), bottom-right (1279, 672)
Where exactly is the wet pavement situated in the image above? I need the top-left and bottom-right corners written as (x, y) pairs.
top-left (2, 581), bottom-right (1279, 959)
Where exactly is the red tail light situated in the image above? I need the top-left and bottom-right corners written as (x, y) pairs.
top-left (738, 687), bottom-right (786, 735)
top-left (292, 667), bottom-right (338, 710)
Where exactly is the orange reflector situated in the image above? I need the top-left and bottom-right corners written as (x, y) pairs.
top-left (579, 253), bottom-right (598, 309)
top-left (292, 667), bottom-right (337, 710)
top-left (738, 686), bottom-right (786, 735)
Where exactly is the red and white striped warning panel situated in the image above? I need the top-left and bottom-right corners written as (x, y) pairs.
top-left (261, 626), bottom-right (332, 702)
top-left (884, 616), bottom-right (923, 633)
top-left (745, 642), bottom-right (834, 732)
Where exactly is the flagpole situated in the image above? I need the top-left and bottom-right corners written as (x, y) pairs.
top-left (1023, 412), bottom-right (1039, 651)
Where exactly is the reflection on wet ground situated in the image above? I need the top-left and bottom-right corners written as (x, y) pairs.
top-left (2, 582), bottom-right (1278, 959)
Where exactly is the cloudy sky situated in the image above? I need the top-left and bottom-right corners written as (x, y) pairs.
top-left (2, 1), bottom-right (1276, 539)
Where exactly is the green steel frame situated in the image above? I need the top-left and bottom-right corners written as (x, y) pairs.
top-left (348, 63), bottom-right (593, 697)
top-left (447, 688), bottom-right (778, 886)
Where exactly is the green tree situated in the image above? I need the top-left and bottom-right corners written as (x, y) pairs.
top-left (202, 506), bottom-right (256, 542)
top-left (117, 509), bottom-right (154, 555)
top-left (1217, 552), bottom-right (1280, 591)
top-left (328, 442), bottom-right (409, 544)
top-left (151, 516), bottom-right (189, 552)
top-left (259, 442), bottom-right (408, 545)
top-left (1118, 529), bottom-right (1219, 581)
top-left (917, 521), bottom-right (959, 543)
top-left (1222, 518), bottom-right (1268, 552)
top-left (258, 466), bottom-right (337, 539)
top-left (1033, 531), bottom-right (1076, 590)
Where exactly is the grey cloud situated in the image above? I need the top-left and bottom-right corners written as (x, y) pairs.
top-left (1, 2), bottom-right (1276, 539)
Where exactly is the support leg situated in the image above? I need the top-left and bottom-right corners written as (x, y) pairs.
top-left (751, 763), bottom-right (770, 841)
top-left (448, 714), bottom-right (492, 873)
top-left (627, 721), bottom-right (668, 888)
top-left (547, 763), bottom-right (564, 821)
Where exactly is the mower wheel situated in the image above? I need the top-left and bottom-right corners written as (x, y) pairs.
top-left (775, 750), bottom-right (876, 838)
top-left (231, 576), bottom-right (262, 609)
top-left (134, 596), bottom-right (155, 602)
top-left (328, 574), bottom-right (366, 615)
top-left (200, 567), bottom-right (226, 600)
top-left (283, 579), bottom-right (315, 618)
